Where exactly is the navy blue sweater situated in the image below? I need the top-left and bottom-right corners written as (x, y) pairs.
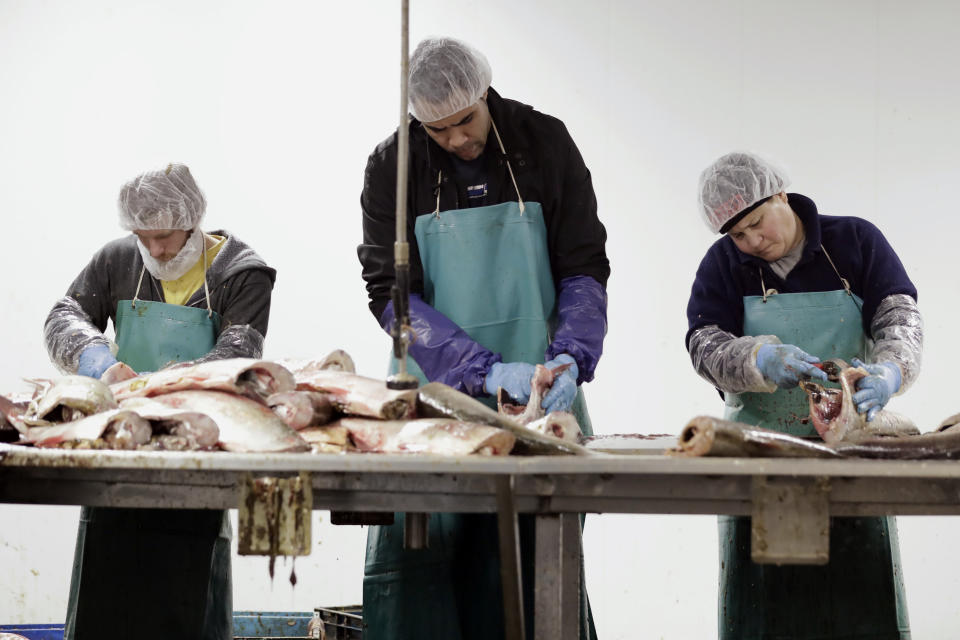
top-left (686, 194), bottom-right (917, 347)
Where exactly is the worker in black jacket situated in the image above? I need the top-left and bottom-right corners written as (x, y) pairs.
top-left (357, 37), bottom-right (608, 640)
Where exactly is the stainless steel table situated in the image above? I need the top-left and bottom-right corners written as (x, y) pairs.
top-left (4, 442), bottom-right (960, 639)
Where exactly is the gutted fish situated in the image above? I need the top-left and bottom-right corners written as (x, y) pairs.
top-left (674, 415), bottom-right (960, 461)
top-left (526, 411), bottom-right (582, 444)
top-left (278, 349), bottom-right (357, 377)
top-left (21, 409), bottom-right (152, 450)
top-left (669, 415), bottom-right (840, 458)
top-left (111, 358), bottom-right (295, 403)
top-left (0, 394), bottom-right (27, 441)
top-left (100, 361), bottom-right (139, 385)
top-left (341, 417), bottom-right (515, 456)
top-left (831, 424), bottom-right (960, 460)
top-left (267, 391), bottom-right (334, 430)
top-left (496, 363), bottom-right (574, 426)
top-left (21, 376), bottom-right (118, 426)
top-left (300, 423), bottom-right (350, 452)
top-left (293, 370), bottom-right (416, 420)
top-left (801, 360), bottom-right (918, 444)
top-left (416, 382), bottom-right (592, 456)
top-left (118, 396), bottom-right (220, 449)
top-left (144, 390), bottom-right (310, 453)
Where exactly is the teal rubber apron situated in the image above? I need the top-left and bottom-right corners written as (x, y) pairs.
top-left (719, 248), bottom-right (909, 640)
top-left (65, 260), bottom-right (233, 640)
top-left (364, 119), bottom-right (596, 640)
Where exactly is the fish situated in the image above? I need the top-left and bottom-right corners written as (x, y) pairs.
top-left (293, 370), bottom-right (417, 420)
top-left (299, 422), bottom-right (350, 452)
top-left (668, 415), bottom-right (841, 458)
top-left (673, 415), bottom-right (960, 461)
top-left (340, 417), bottom-right (516, 456)
top-left (118, 396), bottom-right (221, 450)
top-left (277, 349), bottom-right (357, 376)
top-left (830, 424), bottom-right (960, 460)
top-left (111, 358), bottom-right (296, 403)
top-left (142, 390), bottom-right (310, 453)
top-left (20, 409), bottom-right (152, 450)
top-left (526, 411), bottom-right (583, 444)
top-left (496, 363), bottom-right (573, 425)
top-left (20, 376), bottom-right (118, 427)
top-left (416, 382), bottom-right (593, 456)
top-left (801, 360), bottom-right (918, 444)
top-left (100, 361), bottom-right (139, 385)
top-left (267, 391), bottom-right (334, 430)
top-left (0, 394), bottom-right (27, 441)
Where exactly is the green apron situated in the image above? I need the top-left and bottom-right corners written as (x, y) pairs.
top-left (65, 267), bottom-right (232, 640)
top-left (719, 259), bottom-right (909, 639)
top-left (365, 128), bottom-right (596, 640)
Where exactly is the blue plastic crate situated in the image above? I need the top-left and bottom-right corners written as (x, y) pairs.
top-left (1, 610), bottom-right (348, 639)
top-left (314, 606), bottom-right (363, 639)
top-left (232, 611), bottom-right (313, 638)
top-left (0, 624), bottom-right (64, 640)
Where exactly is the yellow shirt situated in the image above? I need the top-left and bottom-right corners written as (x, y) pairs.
top-left (161, 235), bottom-right (226, 305)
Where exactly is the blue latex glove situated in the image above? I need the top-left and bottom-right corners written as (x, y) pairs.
top-left (755, 344), bottom-right (827, 389)
top-left (541, 354), bottom-right (579, 414)
top-left (76, 344), bottom-right (118, 379)
top-left (851, 358), bottom-right (901, 422)
top-left (484, 362), bottom-right (537, 404)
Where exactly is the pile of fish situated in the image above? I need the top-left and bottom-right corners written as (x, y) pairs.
top-left (672, 360), bottom-right (960, 460)
top-left (0, 351), bottom-right (589, 457)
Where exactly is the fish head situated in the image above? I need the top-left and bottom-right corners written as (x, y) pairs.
top-left (801, 363), bottom-right (870, 443)
top-left (801, 380), bottom-right (843, 438)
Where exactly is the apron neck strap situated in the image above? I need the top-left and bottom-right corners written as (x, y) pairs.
top-left (431, 116), bottom-right (526, 218)
top-left (758, 268), bottom-right (778, 303)
top-left (820, 245), bottom-right (853, 296)
top-left (489, 116), bottom-right (525, 214)
top-left (433, 170), bottom-right (442, 218)
top-left (201, 236), bottom-right (213, 317)
top-left (757, 245), bottom-right (857, 305)
top-left (132, 266), bottom-right (146, 308)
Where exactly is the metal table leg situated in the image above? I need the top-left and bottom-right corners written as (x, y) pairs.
top-left (497, 474), bottom-right (525, 640)
top-left (535, 512), bottom-right (580, 640)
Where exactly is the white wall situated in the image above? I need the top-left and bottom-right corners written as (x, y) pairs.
top-left (2, 1), bottom-right (959, 637)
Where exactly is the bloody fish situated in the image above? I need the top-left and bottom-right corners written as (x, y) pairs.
top-left (111, 358), bottom-right (295, 403)
top-left (143, 390), bottom-right (310, 453)
top-left (417, 381), bottom-right (592, 456)
top-left (341, 417), bottom-right (516, 456)
top-left (801, 360), bottom-right (918, 444)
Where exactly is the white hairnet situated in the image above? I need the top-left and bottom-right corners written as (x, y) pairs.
top-left (409, 37), bottom-right (492, 123)
top-left (118, 163), bottom-right (206, 231)
top-left (698, 151), bottom-right (790, 234)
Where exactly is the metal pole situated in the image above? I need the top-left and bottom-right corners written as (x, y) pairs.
top-left (387, 0), bottom-right (418, 392)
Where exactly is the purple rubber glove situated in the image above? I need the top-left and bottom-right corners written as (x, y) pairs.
top-left (545, 276), bottom-right (607, 384)
top-left (380, 294), bottom-right (500, 396)
top-left (851, 358), bottom-right (901, 422)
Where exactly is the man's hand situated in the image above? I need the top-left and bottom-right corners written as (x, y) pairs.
top-left (484, 362), bottom-right (537, 404)
top-left (542, 354), bottom-right (578, 413)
